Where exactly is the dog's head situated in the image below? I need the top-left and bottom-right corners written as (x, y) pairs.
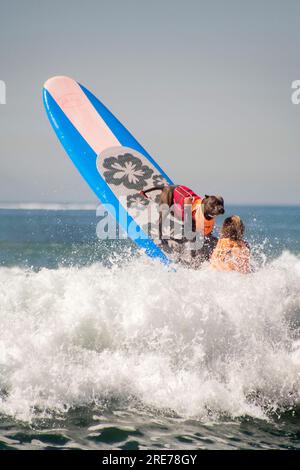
top-left (203, 195), bottom-right (225, 218)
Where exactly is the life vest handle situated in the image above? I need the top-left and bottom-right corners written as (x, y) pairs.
top-left (139, 190), bottom-right (148, 199)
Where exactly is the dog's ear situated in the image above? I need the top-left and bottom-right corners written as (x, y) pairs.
top-left (205, 194), bottom-right (210, 199)
top-left (217, 196), bottom-right (224, 204)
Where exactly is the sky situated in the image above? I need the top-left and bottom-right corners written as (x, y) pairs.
top-left (0, 0), bottom-right (299, 205)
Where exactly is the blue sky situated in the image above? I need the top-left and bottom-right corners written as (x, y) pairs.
top-left (0, 0), bottom-right (299, 204)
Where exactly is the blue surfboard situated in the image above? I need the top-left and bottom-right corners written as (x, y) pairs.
top-left (43, 76), bottom-right (173, 263)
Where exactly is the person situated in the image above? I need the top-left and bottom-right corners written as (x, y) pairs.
top-left (210, 215), bottom-right (251, 273)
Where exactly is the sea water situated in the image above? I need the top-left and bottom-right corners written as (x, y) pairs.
top-left (0, 205), bottom-right (299, 450)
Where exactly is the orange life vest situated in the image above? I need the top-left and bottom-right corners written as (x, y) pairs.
top-left (210, 238), bottom-right (250, 274)
top-left (173, 186), bottom-right (215, 236)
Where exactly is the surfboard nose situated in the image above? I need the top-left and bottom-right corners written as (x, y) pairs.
top-left (44, 76), bottom-right (75, 92)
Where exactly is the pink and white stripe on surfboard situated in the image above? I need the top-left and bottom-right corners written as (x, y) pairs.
top-left (44, 76), bottom-right (119, 155)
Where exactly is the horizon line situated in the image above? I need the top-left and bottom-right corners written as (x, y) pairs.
top-left (0, 201), bottom-right (299, 211)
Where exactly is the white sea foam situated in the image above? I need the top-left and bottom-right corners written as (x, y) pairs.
top-left (0, 251), bottom-right (299, 422)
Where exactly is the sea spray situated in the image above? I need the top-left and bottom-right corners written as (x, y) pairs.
top-left (0, 252), bottom-right (299, 422)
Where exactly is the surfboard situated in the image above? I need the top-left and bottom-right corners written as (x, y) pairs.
top-left (43, 76), bottom-right (173, 263)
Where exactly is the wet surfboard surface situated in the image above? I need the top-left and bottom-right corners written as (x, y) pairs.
top-left (43, 76), bottom-right (174, 263)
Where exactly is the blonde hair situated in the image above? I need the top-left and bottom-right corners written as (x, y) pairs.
top-left (220, 215), bottom-right (245, 241)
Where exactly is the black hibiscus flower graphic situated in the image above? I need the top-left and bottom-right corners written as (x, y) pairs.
top-left (152, 174), bottom-right (166, 186)
top-left (127, 192), bottom-right (150, 209)
top-left (103, 153), bottom-right (153, 190)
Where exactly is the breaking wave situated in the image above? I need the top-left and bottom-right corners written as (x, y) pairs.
top-left (0, 251), bottom-right (299, 422)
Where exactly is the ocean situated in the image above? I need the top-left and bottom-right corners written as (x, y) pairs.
top-left (0, 205), bottom-right (299, 450)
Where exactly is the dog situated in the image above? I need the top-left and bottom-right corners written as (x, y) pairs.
top-left (141, 185), bottom-right (224, 245)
